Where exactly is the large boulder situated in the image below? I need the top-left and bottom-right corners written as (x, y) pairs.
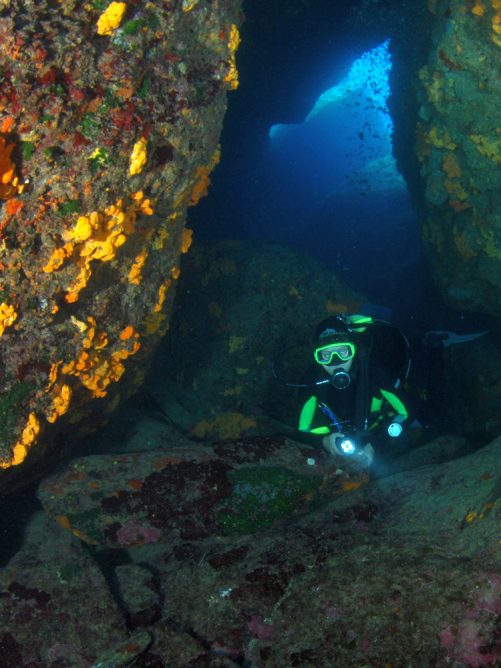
top-left (441, 333), bottom-right (501, 437)
top-left (38, 436), bottom-right (369, 548)
top-left (0, 0), bottom-right (242, 492)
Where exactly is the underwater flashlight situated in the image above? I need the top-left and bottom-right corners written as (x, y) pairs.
top-left (387, 422), bottom-right (403, 438)
top-left (336, 436), bottom-right (357, 456)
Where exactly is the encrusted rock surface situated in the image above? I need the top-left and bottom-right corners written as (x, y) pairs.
top-left (0, 512), bottom-right (129, 665)
top-left (9, 425), bottom-right (500, 665)
top-left (417, 0), bottom-right (501, 315)
top-left (38, 436), bottom-right (369, 548)
top-left (0, 0), bottom-right (242, 489)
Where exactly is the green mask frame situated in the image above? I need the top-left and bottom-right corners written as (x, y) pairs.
top-left (313, 341), bottom-right (356, 366)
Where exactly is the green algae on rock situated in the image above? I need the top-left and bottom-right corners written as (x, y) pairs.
top-left (216, 465), bottom-right (327, 535)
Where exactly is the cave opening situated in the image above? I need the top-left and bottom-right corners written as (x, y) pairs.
top-left (263, 39), bottom-right (424, 321)
top-left (188, 21), bottom-right (438, 331)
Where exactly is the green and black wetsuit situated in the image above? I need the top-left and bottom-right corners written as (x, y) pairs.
top-left (297, 359), bottom-right (409, 451)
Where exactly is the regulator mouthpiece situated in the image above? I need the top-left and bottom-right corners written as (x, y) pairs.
top-left (332, 370), bottom-right (351, 390)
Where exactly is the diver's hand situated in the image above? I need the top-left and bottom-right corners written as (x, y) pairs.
top-left (357, 442), bottom-right (374, 468)
top-left (322, 433), bottom-right (375, 468)
top-left (322, 432), bottom-right (344, 456)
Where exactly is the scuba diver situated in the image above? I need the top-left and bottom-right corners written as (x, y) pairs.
top-left (295, 314), bottom-right (412, 469)
top-left (272, 309), bottom-right (493, 470)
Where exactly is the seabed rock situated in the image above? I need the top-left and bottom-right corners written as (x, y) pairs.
top-left (30, 432), bottom-right (501, 666)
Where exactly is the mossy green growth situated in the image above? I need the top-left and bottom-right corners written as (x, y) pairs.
top-left (80, 113), bottom-right (101, 139)
top-left (137, 77), bottom-right (151, 100)
top-left (57, 199), bottom-right (82, 217)
top-left (123, 19), bottom-right (147, 35)
top-left (21, 141), bottom-right (35, 161)
top-left (57, 562), bottom-right (82, 583)
top-left (66, 508), bottom-right (103, 544)
top-left (53, 83), bottom-right (65, 98)
top-left (99, 92), bottom-right (120, 115)
top-left (88, 148), bottom-right (110, 174)
top-left (0, 382), bottom-right (33, 449)
top-left (216, 466), bottom-right (321, 536)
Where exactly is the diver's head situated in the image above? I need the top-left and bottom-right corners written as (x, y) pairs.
top-left (313, 316), bottom-right (356, 389)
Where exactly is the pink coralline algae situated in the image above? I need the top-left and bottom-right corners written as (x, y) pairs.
top-left (116, 521), bottom-right (161, 546)
top-left (439, 573), bottom-right (501, 667)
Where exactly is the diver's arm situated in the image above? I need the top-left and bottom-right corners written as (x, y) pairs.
top-left (370, 362), bottom-right (410, 429)
top-left (379, 388), bottom-right (409, 424)
top-left (297, 395), bottom-right (341, 449)
top-left (293, 429), bottom-right (332, 448)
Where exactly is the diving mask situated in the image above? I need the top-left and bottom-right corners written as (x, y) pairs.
top-left (314, 341), bottom-right (356, 366)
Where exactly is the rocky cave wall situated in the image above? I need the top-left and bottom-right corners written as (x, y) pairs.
top-left (416, 0), bottom-right (501, 316)
top-left (0, 0), bottom-right (242, 493)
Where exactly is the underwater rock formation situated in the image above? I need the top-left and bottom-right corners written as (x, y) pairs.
top-left (0, 512), bottom-right (135, 665)
top-left (6, 425), bottom-right (500, 664)
top-left (417, 0), bottom-right (501, 316)
top-left (0, 0), bottom-right (242, 490)
top-left (38, 436), bottom-right (369, 547)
